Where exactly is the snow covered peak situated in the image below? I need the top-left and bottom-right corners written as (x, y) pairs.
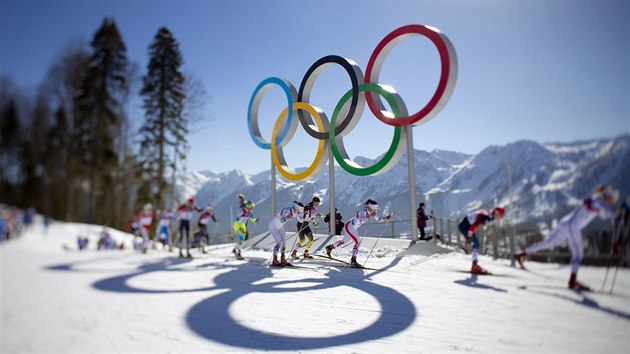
top-left (176, 135), bottom-right (629, 231)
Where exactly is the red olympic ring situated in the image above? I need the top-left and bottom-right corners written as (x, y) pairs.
top-left (365, 24), bottom-right (458, 127)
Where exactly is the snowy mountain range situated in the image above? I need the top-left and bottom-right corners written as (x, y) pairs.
top-left (175, 135), bottom-right (630, 234)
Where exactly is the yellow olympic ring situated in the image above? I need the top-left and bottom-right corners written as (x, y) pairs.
top-left (271, 102), bottom-right (329, 181)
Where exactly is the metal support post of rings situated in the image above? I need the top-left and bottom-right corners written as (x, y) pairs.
top-left (248, 24), bottom-right (458, 181)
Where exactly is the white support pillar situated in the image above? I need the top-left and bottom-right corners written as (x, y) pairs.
top-left (406, 126), bottom-right (418, 241)
top-left (328, 146), bottom-right (335, 236)
top-left (271, 159), bottom-right (276, 217)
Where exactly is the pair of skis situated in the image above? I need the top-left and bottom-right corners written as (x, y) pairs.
top-left (267, 254), bottom-right (379, 271)
top-left (313, 254), bottom-right (380, 270)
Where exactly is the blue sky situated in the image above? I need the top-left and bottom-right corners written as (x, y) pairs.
top-left (1, 0), bottom-right (628, 175)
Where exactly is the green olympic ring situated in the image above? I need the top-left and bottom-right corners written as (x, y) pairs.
top-left (330, 83), bottom-right (407, 176)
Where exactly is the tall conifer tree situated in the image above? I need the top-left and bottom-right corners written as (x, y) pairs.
top-left (139, 27), bottom-right (186, 208)
top-left (0, 95), bottom-right (21, 204)
top-left (73, 17), bottom-right (129, 224)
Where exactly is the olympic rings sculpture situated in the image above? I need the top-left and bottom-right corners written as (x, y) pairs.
top-left (248, 24), bottom-right (457, 181)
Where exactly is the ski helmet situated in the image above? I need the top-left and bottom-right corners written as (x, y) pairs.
top-left (493, 207), bottom-right (505, 218)
top-left (144, 203), bottom-right (153, 211)
top-left (187, 198), bottom-right (194, 204)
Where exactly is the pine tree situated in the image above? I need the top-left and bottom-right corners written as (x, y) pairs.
top-left (139, 27), bottom-right (187, 209)
top-left (44, 106), bottom-right (70, 219)
top-left (21, 94), bottom-right (51, 209)
top-left (73, 17), bottom-right (129, 224)
top-left (42, 42), bottom-right (90, 222)
top-left (0, 95), bottom-right (21, 204)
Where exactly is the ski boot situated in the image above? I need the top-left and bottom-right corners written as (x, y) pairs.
top-left (271, 254), bottom-right (281, 267)
top-left (325, 245), bottom-right (334, 257)
top-left (470, 261), bottom-right (489, 275)
top-left (303, 250), bottom-right (314, 259)
top-left (568, 273), bottom-right (591, 291)
top-left (179, 250), bottom-right (184, 258)
top-left (290, 250), bottom-right (300, 260)
top-left (186, 251), bottom-right (193, 259)
top-left (513, 252), bottom-right (527, 270)
top-left (236, 250), bottom-right (245, 260)
top-left (280, 254), bottom-right (293, 267)
top-left (349, 257), bottom-right (363, 268)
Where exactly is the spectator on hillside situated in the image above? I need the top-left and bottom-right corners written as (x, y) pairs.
top-left (324, 208), bottom-right (343, 236)
top-left (416, 202), bottom-right (433, 240)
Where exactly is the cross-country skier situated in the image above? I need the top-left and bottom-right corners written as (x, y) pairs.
top-left (156, 208), bottom-right (175, 250)
top-left (291, 196), bottom-right (323, 260)
top-left (233, 194), bottom-right (256, 260)
top-left (138, 203), bottom-right (155, 253)
top-left (324, 199), bottom-right (393, 268)
top-left (514, 185), bottom-right (618, 290)
top-left (269, 201), bottom-right (304, 266)
top-left (235, 194), bottom-right (256, 240)
top-left (176, 198), bottom-right (202, 258)
top-left (98, 225), bottom-right (113, 250)
top-left (129, 213), bottom-right (140, 237)
top-left (458, 206), bottom-right (505, 274)
top-left (194, 204), bottom-right (218, 253)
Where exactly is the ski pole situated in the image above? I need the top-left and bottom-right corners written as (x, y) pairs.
top-left (601, 208), bottom-right (625, 290)
top-left (608, 218), bottom-right (629, 294)
top-left (210, 221), bottom-right (220, 244)
top-left (287, 222), bottom-right (310, 254)
top-left (363, 219), bottom-right (391, 267)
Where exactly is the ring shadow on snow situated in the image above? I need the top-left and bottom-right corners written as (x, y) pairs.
top-left (46, 254), bottom-right (416, 350)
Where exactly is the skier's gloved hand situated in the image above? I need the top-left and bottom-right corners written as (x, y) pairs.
top-left (316, 213), bottom-right (325, 218)
top-left (251, 217), bottom-right (258, 224)
top-left (313, 221), bottom-right (319, 228)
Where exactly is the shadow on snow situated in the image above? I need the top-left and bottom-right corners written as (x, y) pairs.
top-left (454, 274), bottom-right (508, 293)
top-left (517, 285), bottom-right (630, 321)
top-left (46, 253), bottom-right (416, 351)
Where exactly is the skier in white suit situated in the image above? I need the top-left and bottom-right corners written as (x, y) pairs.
top-left (514, 185), bottom-right (618, 290)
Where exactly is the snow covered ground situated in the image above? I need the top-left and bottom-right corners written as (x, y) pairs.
top-left (1, 219), bottom-right (629, 353)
